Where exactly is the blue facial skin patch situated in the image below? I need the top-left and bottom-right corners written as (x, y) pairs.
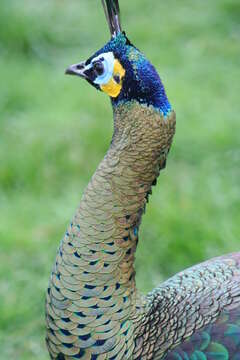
top-left (93, 52), bottom-right (115, 85)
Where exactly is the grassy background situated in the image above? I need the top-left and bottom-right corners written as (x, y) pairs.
top-left (0, 0), bottom-right (240, 358)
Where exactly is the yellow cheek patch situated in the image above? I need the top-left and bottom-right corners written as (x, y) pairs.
top-left (101, 59), bottom-right (125, 98)
top-left (101, 78), bottom-right (121, 98)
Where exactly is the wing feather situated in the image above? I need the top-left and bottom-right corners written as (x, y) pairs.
top-left (164, 307), bottom-right (240, 359)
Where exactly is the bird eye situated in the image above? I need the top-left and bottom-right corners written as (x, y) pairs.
top-left (93, 61), bottom-right (105, 76)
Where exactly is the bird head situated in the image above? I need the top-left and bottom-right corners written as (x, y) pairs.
top-left (65, 1), bottom-right (171, 115)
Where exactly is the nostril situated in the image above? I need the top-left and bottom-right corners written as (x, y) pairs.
top-left (76, 63), bottom-right (85, 70)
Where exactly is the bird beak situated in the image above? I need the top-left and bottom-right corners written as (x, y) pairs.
top-left (65, 61), bottom-right (87, 78)
top-left (65, 60), bottom-right (100, 90)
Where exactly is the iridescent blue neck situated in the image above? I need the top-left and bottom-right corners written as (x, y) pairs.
top-left (111, 78), bottom-right (172, 116)
top-left (111, 35), bottom-right (172, 115)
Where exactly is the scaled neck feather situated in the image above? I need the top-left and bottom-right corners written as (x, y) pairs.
top-left (50, 101), bottom-right (175, 358)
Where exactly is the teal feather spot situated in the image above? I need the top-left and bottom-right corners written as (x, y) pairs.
top-left (190, 351), bottom-right (207, 360)
top-left (224, 324), bottom-right (240, 346)
top-left (206, 342), bottom-right (229, 359)
top-left (199, 332), bottom-right (211, 351)
top-left (133, 227), bottom-right (138, 236)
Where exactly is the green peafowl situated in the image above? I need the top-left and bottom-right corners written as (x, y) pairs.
top-left (46, 1), bottom-right (240, 359)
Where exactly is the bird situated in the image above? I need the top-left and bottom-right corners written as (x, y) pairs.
top-left (45, 1), bottom-right (240, 359)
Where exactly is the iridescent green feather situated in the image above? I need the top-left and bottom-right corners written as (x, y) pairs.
top-left (165, 309), bottom-right (240, 360)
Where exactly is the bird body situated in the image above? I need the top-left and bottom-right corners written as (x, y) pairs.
top-left (46, 1), bottom-right (240, 359)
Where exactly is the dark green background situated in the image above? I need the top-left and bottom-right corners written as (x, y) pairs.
top-left (0, 0), bottom-right (239, 358)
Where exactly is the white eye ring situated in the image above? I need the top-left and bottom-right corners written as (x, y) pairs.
top-left (93, 52), bottom-right (114, 85)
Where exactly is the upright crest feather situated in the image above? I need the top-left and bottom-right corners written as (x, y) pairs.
top-left (101, 0), bottom-right (121, 37)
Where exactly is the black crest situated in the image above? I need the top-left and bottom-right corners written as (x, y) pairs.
top-left (101, 0), bottom-right (122, 37)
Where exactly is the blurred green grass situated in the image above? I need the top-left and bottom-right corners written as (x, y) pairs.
top-left (0, 0), bottom-right (240, 358)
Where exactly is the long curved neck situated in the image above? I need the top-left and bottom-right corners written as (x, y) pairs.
top-left (48, 101), bottom-right (176, 358)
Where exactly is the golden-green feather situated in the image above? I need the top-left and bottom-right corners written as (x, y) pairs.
top-left (46, 102), bottom-right (176, 359)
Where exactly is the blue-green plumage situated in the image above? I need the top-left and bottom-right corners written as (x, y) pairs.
top-left (165, 308), bottom-right (240, 359)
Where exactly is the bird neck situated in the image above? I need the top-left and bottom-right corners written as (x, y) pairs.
top-left (67, 100), bottom-right (175, 307)
top-left (51, 101), bottom-right (176, 357)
